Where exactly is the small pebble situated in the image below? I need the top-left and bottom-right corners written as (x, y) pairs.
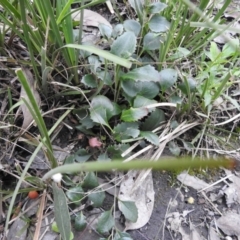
top-left (187, 197), bottom-right (195, 204)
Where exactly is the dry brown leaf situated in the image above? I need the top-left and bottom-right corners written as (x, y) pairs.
top-left (177, 171), bottom-right (213, 191)
top-left (216, 212), bottom-right (240, 236)
top-left (71, 9), bottom-right (112, 28)
top-left (118, 170), bottom-right (154, 231)
top-left (208, 226), bottom-right (221, 240)
top-left (18, 68), bottom-right (41, 130)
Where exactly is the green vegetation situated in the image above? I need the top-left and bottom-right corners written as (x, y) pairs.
top-left (0, 0), bottom-right (239, 239)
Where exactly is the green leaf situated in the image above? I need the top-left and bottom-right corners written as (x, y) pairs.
top-left (82, 172), bottom-right (99, 189)
top-left (148, 2), bottom-right (167, 14)
top-left (91, 95), bottom-right (114, 119)
top-left (97, 153), bottom-right (111, 162)
top-left (205, 42), bottom-right (220, 62)
top-left (168, 141), bottom-right (181, 156)
top-left (74, 212), bottom-right (87, 232)
top-left (88, 55), bottom-right (101, 73)
top-left (121, 65), bottom-right (160, 82)
top-left (123, 19), bottom-right (141, 36)
top-left (106, 144), bottom-right (130, 159)
top-left (133, 96), bottom-right (157, 109)
top-left (112, 24), bottom-right (124, 38)
top-left (178, 78), bottom-right (197, 95)
top-left (75, 125), bottom-right (95, 135)
top-left (98, 71), bottom-right (112, 86)
top-left (159, 68), bottom-right (178, 92)
top-left (52, 183), bottom-right (71, 240)
top-left (74, 149), bottom-right (91, 163)
top-left (121, 80), bottom-right (159, 99)
top-left (99, 23), bottom-right (112, 39)
top-left (113, 122), bottom-right (140, 141)
top-left (96, 210), bottom-right (114, 234)
top-left (181, 140), bottom-right (193, 151)
top-left (88, 190), bottom-right (105, 207)
top-left (140, 131), bottom-right (159, 145)
top-left (114, 231), bottom-right (133, 240)
top-left (141, 109), bottom-right (165, 131)
top-left (121, 107), bottom-right (149, 122)
top-left (222, 38), bottom-right (239, 58)
top-left (118, 200), bottom-right (138, 222)
top-left (128, 0), bottom-right (143, 14)
top-left (168, 47), bottom-right (191, 60)
top-left (74, 109), bottom-right (94, 129)
top-left (110, 32), bottom-right (136, 58)
top-left (170, 95), bottom-right (182, 104)
top-left (64, 44), bottom-right (132, 68)
top-left (90, 107), bottom-right (110, 128)
top-left (149, 15), bottom-right (170, 33)
top-left (66, 185), bottom-right (84, 204)
top-left (143, 32), bottom-right (162, 50)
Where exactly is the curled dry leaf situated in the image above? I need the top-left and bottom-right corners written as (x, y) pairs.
top-left (18, 68), bottom-right (41, 130)
top-left (89, 137), bottom-right (102, 148)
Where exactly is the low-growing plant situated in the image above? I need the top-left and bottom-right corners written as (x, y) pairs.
top-left (1, 0), bottom-right (240, 239)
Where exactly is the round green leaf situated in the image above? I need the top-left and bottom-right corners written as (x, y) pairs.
top-left (99, 23), bottom-right (112, 39)
top-left (91, 95), bottom-right (113, 113)
top-left (148, 2), bottom-right (167, 14)
top-left (143, 32), bottom-right (161, 50)
top-left (121, 65), bottom-right (160, 82)
top-left (110, 32), bottom-right (136, 58)
top-left (159, 68), bottom-right (178, 92)
top-left (121, 80), bottom-right (160, 99)
top-left (112, 24), bottom-right (124, 38)
top-left (123, 19), bottom-right (141, 36)
top-left (149, 15), bottom-right (170, 33)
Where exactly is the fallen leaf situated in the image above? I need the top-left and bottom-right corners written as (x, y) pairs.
top-left (208, 226), bottom-right (221, 240)
top-left (216, 212), bottom-right (240, 236)
top-left (8, 218), bottom-right (27, 240)
top-left (224, 169), bottom-right (240, 205)
top-left (177, 171), bottom-right (213, 191)
top-left (118, 170), bottom-right (155, 230)
top-left (71, 9), bottom-right (112, 28)
top-left (18, 68), bottom-right (41, 130)
top-left (22, 145), bottom-right (72, 170)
